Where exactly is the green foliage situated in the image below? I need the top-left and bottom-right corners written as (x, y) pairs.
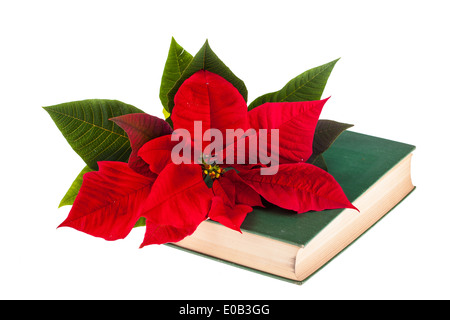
top-left (134, 217), bottom-right (146, 228)
top-left (44, 99), bottom-right (143, 170)
top-left (59, 166), bottom-right (93, 207)
top-left (160, 37), bottom-right (193, 111)
top-left (167, 40), bottom-right (248, 112)
top-left (307, 120), bottom-right (354, 170)
top-left (248, 59), bottom-right (339, 110)
top-left (310, 154), bottom-right (328, 171)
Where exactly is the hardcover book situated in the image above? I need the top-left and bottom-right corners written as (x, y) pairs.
top-left (171, 130), bottom-right (415, 284)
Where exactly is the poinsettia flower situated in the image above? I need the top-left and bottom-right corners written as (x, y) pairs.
top-left (137, 70), bottom-right (356, 243)
top-left (59, 69), bottom-right (357, 248)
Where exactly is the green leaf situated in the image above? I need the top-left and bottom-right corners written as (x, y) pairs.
top-left (162, 108), bottom-right (171, 120)
top-left (203, 174), bottom-right (213, 188)
top-left (165, 115), bottom-right (173, 128)
top-left (44, 99), bottom-right (144, 170)
top-left (167, 39), bottom-right (248, 113)
top-left (160, 37), bottom-right (193, 112)
top-left (134, 217), bottom-right (146, 228)
top-left (310, 153), bottom-right (328, 172)
top-left (307, 119), bottom-right (353, 164)
top-left (222, 167), bottom-right (239, 174)
top-left (248, 58), bottom-right (340, 110)
top-left (59, 166), bottom-right (94, 208)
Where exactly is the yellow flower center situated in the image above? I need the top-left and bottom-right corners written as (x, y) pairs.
top-left (201, 155), bottom-right (222, 180)
top-left (202, 163), bottom-right (222, 180)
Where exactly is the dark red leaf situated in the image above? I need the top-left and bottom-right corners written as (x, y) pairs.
top-left (307, 119), bottom-right (354, 164)
top-left (110, 113), bottom-right (173, 177)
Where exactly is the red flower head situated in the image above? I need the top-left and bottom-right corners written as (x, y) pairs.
top-left (59, 70), bottom-right (357, 248)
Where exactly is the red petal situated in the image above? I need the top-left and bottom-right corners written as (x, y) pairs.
top-left (208, 196), bottom-right (253, 233)
top-left (58, 161), bottom-right (156, 241)
top-left (218, 131), bottom-right (260, 166)
top-left (140, 163), bottom-right (213, 229)
top-left (110, 113), bottom-right (172, 177)
top-left (139, 221), bottom-right (198, 247)
top-left (239, 163), bottom-right (357, 213)
top-left (212, 175), bottom-right (236, 207)
top-left (171, 70), bottom-right (249, 152)
top-left (138, 135), bottom-right (179, 174)
top-left (247, 98), bottom-right (328, 163)
top-left (208, 171), bottom-right (261, 232)
top-left (223, 169), bottom-right (263, 207)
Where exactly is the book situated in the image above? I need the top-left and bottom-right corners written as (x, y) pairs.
top-left (169, 130), bottom-right (416, 284)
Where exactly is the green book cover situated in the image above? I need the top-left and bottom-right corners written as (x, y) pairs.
top-left (169, 130), bottom-right (416, 284)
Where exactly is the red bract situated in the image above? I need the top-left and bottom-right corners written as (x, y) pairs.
top-left (59, 70), bottom-right (357, 247)
top-left (109, 113), bottom-right (173, 177)
top-left (58, 161), bottom-right (156, 241)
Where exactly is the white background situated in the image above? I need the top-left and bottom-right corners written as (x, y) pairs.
top-left (1, 0), bottom-right (449, 300)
